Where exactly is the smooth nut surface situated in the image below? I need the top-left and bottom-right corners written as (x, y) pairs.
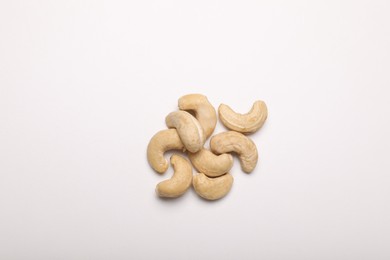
top-left (192, 173), bottom-right (234, 200)
top-left (210, 131), bottom-right (258, 173)
top-left (156, 154), bottom-right (193, 198)
top-left (218, 100), bottom-right (268, 134)
top-left (188, 148), bottom-right (233, 177)
top-left (147, 129), bottom-right (184, 174)
top-left (165, 111), bottom-right (205, 153)
top-left (178, 94), bottom-right (217, 139)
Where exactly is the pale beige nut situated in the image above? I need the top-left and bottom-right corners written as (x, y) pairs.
top-left (218, 100), bottom-right (268, 134)
top-left (192, 173), bottom-right (234, 200)
top-left (156, 154), bottom-right (193, 198)
top-left (147, 129), bottom-right (185, 174)
top-left (188, 148), bottom-right (233, 177)
top-left (210, 131), bottom-right (258, 173)
top-left (178, 94), bottom-right (217, 139)
top-left (165, 111), bottom-right (205, 153)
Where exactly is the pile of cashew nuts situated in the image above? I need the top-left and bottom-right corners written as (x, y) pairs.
top-left (147, 94), bottom-right (268, 200)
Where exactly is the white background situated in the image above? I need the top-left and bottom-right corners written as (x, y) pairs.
top-left (1, 1), bottom-right (389, 259)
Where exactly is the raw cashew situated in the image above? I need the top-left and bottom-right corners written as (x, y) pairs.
top-left (147, 129), bottom-right (184, 174)
top-left (178, 94), bottom-right (217, 139)
top-left (165, 111), bottom-right (205, 153)
top-left (218, 100), bottom-right (268, 134)
top-left (188, 148), bottom-right (233, 177)
top-left (156, 154), bottom-right (193, 198)
top-left (192, 173), bottom-right (234, 200)
top-left (210, 131), bottom-right (258, 173)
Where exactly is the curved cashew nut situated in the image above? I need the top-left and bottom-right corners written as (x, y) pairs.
top-left (165, 111), bottom-right (205, 153)
top-left (218, 100), bottom-right (268, 134)
top-left (178, 94), bottom-right (217, 139)
top-left (210, 131), bottom-right (258, 173)
top-left (156, 154), bottom-right (193, 198)
top-left (192, 173), bottom-right (234, 200)
top-left (147, 129), bottom-right (184, 174)
top-left (188, 148), bottom-right (233, 177)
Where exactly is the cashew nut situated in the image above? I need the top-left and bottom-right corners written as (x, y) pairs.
top-left (156, 154), bottom-right (193, 198)
top-left (147, 129), bottom-right (184, 174)
top-left (165, 111), bottom-right (205, 153)
top-left (178, 94), bottom-right (217, 139)
top-left (210, 131), bottom-right (258, 173)
top-left (192, 173), bottom-right (234, 200)
top-left (218, 100), bottom-right (268, 134)
top-left (188, 148), bottom-right (233, 177)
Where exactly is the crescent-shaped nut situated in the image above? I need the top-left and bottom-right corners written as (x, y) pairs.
top-left (188, 148), bottom-right (233, 177)
top-left (218, 100), bottom-right (268, 134)
top-left (165, 111), bottom-right (205, 153)
top-left (155, 154), bottom-right (193, 198)
top-left (192, 173), bottom-right (234, 200)
top-left (178, 94), bottom-right (217, 139)
top-left (147, 129), bottom-right (185, 174)
top-left (210, 131), bottom-right (258, 173)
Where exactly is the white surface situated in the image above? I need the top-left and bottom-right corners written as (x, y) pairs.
top-left (1, 1), bottom-right (390, 259)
